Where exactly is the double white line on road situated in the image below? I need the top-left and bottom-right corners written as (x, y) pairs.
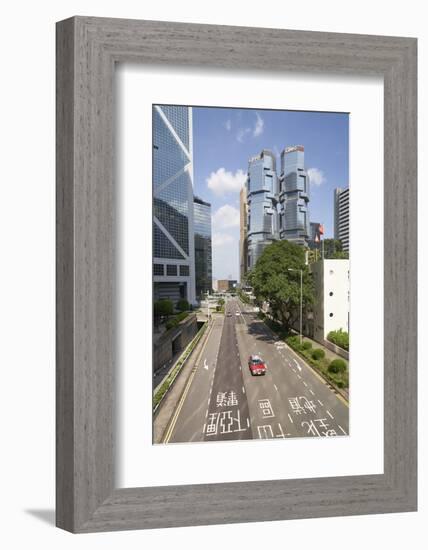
top-left (162, 319), bottom-right (216, 443)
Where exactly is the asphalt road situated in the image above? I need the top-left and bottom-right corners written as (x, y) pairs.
top-left (163, 298), bottom-right (349, 443)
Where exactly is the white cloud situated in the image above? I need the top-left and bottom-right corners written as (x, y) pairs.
top-left (224, 119), bottom-right (231, 131)
top-left (236, 127), bottom-right (251, 143)
top-left (212, 232), bottom-right (234, 247)
top-left (206, 167), bottom-right (246, 196)
top-left (307, 167), bottom-right (326, 186)
top-left (212, 204), bottom-right (240, 229)
top-left (253, 113), bottom-right (264, 137)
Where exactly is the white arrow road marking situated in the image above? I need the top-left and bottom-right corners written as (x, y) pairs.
top-left (294, 359), bottom-right (302, 372)
top-left (204, 359), bottom-right (209, 370)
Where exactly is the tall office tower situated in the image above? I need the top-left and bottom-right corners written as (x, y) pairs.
top-left (193, 196), bottom-right (212, 299)
top-left (153, 105), bottom-right (196, 304)
top-left (239, 186), bottom-right (248, 283)
top-left (246, 149), bottom-right (278, 270)
top-left (279, 145), bottom-right (310, 246)
top-left (334, 187), bottom-right (350, 252)
top-left (309, 221), bottom-right (322, 250)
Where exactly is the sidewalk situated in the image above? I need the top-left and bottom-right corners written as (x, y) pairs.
top-left (153, 317), bottom-right (215, 443)
top-left (300, 334), bottom-right (347, 364)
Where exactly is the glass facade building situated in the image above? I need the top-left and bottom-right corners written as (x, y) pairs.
top-left (246, 150), bottom-right (278, 270)
top-left (153, 105), bottom-right (196, 304)
top-left (279, 145), bottom-right (310, 246)
top-left (193, 196), bottom-right (212, 299)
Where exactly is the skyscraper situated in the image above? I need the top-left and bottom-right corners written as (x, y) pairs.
top-left (334, 187), bottom-right (349, 252)
top-left (279, 145), bottom-right (310, 246)
top-left (246, 149), bottom-right (278, 270)
top-left (193, 196), bottom-right (212, 299)
top-left (153, 105), bottom-right (196, 304)
top-left (239, 186), bottom-right (248, 283)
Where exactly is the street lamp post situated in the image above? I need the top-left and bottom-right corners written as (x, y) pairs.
top-left (288, 268), bottom-right (303, 345)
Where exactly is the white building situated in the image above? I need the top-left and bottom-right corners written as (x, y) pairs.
top-left (311, 259), bottom-right (349, 343)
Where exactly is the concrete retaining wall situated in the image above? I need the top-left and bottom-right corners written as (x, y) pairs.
top-left (321, 338), bottom-right (349, 360)
top-left (153, 313), bottom-right (198, 372)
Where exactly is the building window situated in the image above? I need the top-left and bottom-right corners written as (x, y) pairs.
top-left (179, 265), bottom-right (189, 276)
top-left (153, 264), bottom-right (164, 276)
top-left (166, 264), bottom-right (177, 276)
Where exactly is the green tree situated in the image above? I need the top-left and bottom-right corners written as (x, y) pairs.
top-left (153, 299), bottom-right (173, 325)
top-left (322, 239), bottom-right (349, 259)
top-left (176, 298), bottom-right (190, 312)
top-left (247, 240), bottom-right (315, 332)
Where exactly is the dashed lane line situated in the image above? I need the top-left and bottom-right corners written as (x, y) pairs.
top-left (288, 413), bottom-right (294, 424)
top-left (338, 425), bottom-right (347, 435)
top-left (302, 381), bottom-right (308, 387)
top-left (309, 389), bottom-right (315, 396)
top-left (326, 410), bottom-right (334, 419)
top-left (274, 384), bottom-right (278, 392)
top-left (318, 399), bottom-right (324, 406)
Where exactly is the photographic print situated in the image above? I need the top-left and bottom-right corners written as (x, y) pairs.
top-left (153, 105), bottom-right (349, 444)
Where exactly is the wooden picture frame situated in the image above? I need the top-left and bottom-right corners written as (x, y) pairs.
top-left (56, 16), bottom-right (417, 533)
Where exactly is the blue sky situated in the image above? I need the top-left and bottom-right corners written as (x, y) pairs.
top-left (192, 107), bottom-right (349, 281)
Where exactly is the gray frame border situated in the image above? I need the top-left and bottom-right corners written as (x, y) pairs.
top-left (56, 16), bottom-right (417, 533)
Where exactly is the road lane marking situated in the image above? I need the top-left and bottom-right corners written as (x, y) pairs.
top-left (309, 389), bottom-right (315, 396)
top-left (297, 374), bottom-right (302, 379)
top-left (292, 368), bottom-right (297, 373)
top-left (288, 413), bottom-right (294, 424)
top-left (205, 410), bottom-right (208, 418)
top-left (338, 425), bottom-right (347, 435)
top-left (274, 384), bottom-right (278, 392)
top-left (242, 386), bottom-right (246, 394)
top-left (203, 423), bottom-right (206, 433)
top-left (318, 399), bottom-right (324, 406)
top-left (302, 381), bottom-right (308, 387)
top-left (294, 359), bottom-right (302, 371)
top-left (326, 410), bottom-right (334, 419)
top-left (162, 319), bottom-right (217, 443)
top-left (247, 418), bottom-right (250, 428)
top-left (204, 359), bottom-right (208, 370)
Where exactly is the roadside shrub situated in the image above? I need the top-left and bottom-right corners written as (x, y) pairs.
top-left (176, 299), bottom-right (190, 312)
top-left (302, 341), bottom-right (312, 350)
top-left (327, 329), bottom-right (349, 351)
top-left (166, 318), bottom-right (178, 330)
top-left (311, 348), bottom-right (325, 360)
top-left (154, 299), bottom-right (174, 318)
top-left (328, 358), bottom-right (347, 374)
top-left (165, 311), bottom-right (189, 330)
top-left (176, 311), bottom-right (189, 323)
top-left (286, 335), bottom-right (301, 349)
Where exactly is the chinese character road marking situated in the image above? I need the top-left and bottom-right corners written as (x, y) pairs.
top-left (257, 423), bottom-right (290, 439)
top-left (216, 391), bottom-right (238, 407)
top-left (301, 418), bottom-right (338, 437)
top-left (258, 399), bottom-right (275, 418)
top-left (205, 410), bottom-right (247, 436)
top-left (288, 396), bottom-right (317, 415)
